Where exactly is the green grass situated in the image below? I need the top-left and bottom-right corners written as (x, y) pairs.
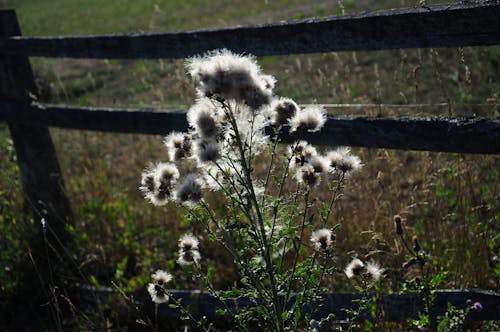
top-left (1, 0), bottom-right (347, 35)
top-left (0, 0), bottom-right (436, 35)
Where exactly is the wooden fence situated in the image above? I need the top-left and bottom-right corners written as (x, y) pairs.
top-left (1, 1), bottom-right (499, 323)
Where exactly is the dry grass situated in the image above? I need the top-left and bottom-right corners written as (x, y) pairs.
top-left (32, 6), bottom-right (500, 292)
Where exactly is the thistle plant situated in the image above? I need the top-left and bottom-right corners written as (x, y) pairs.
top-left (140, 49), bottom-right (372, 331)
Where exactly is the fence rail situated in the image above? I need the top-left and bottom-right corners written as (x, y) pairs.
top-left (1, 101), bottom-right (499, 154)
top-left (160, 289), bottom-right (500, 323)
top-left (1, 2), bottom-right (500, 59)
top-left (82, 288), bottom-right (500, 324)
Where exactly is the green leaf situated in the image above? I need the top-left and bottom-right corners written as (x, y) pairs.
top-left (430, 271), bottom-right (449, 288)
top-left (216, 309), bottom-right (228, 316)
top-left (294, 308), bottom-right (301, 324)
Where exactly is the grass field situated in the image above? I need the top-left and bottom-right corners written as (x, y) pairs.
top-left (0, 0), bottom-right (499, 330)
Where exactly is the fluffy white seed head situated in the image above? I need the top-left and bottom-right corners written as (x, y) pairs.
top-left (187, 98), bottom-right (221, 139)
top-left (147, 269), bottom-right (172, 304)
top-left (177, 249), bottom-right (201, 266)
top-left (296, 164), bottom-right (321, 188)
top-left (154, 163), bottom-right (180, 205)
top-left (164, 132), bottom-right (192, 161)
top-left (326, 147), bottom-right (363, 175)
top-left (365, 261), bottom-right (384, 282)
top-left (147, 283), bottom-right (170, 304)
top-left (289, 141), bottom-right (318, 169)
top-left (140, 163), bottom-right (180, 206)
top-left (271, 97), bottom-right (299, 126)
top-left (289, 105), bottom-right (326, 133)
top-left (308, 156), bottom-right (330, 174)
top-left (175, 174), bottom-right (204, 204)
top-left (151, 269), bottom-right (173, 285)
top-left (193, 139), bottom-right (221, 164)
top-left (310, 228), bottom-right (334, 251)
top-left (186, 49), bottom-right (273, 109)
top-left (179, 234), bottom-right (199, 252)
top-left (345, 258), bottom-right (365, 279)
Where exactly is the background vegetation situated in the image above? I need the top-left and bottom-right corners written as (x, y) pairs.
top-left (0, 0), bottom-right (498, 330)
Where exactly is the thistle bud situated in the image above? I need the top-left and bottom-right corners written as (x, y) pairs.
top-left (413, 237), bottom-right (421, 253)
top-left (403, 258), bottom-right (417, 269)
top-left (394, 215), bottom-right (403, 235)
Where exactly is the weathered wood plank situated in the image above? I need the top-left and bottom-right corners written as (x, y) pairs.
top-left (0, 12), bottom-right (73, 249)
top-left (0, 101), bottom-right (188, 133)
top-left (0, 101), bottom-right (499, 154)
top-left (81, 288), bottom-right (500, 322)
top-left (1, 2), bottom-right (499, 59)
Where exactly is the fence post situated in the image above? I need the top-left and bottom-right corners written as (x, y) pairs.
top-left (0, 10), bottom-right (73, 264)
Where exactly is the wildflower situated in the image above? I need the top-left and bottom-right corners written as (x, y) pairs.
top-left (296, 164), bottom-right (321, 188)
top-left (310, 228), bottom-right (334, 251)
top-left (271, 97), bottom-right (299, 126)
top-left (308, 156), bottom-right (330, 173)
top-left (175, 174), bottom-right (204, 204)
top-left (164, 132), bottom-right (192, 161)
top-left (289, 141), bottom-right (317, 169)
top-left (147, 283), bottom-right (170, 304)
top-left (177, 234), bottom-right (201, 266)
top-left (147, 269), bottom-right (172, 304)
top-left (140, 163), bottom-right (180, 206)
top-left (345, 258), bottom-right (365, 279)
top-left (177, 249), bottom-right (201, 266)
top-left (194, 139), bottom-right (220, 164)
top-left (325, 147), bottom-right (362, 175)
top-left (289, 105), bottom-right (326, 133)
top-left (364, 261), bottom-right (384, 281)
top-left (155, 163), bottom-right (180, 204)
top-left (187, 98), bottom-right (220, 139)
top-left (394, 214), bottom-right (403, 235)
top-left (472, 302), bottom-right (483, 312)
top-left (151, 269), bottom-right (173, 285)
top-left (186, 49), bottom-right (272, 109)
top-left (179, 233), bottom-right (200, 251)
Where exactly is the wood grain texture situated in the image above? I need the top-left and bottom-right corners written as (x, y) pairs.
top-left (1, 2), bottom-right (499, 59)
top-left (1, 101), bottom-right (499, 154)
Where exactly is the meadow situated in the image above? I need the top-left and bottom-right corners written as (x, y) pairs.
top-left (0, 0), bottom-right (498, 330)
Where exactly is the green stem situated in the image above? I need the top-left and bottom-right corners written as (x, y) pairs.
top-left (225, 102), bottom-right (283, 331)
top-left (321, 172), bottom-right (345, 227)
top-left (285, 189), bottom-right (311, 308)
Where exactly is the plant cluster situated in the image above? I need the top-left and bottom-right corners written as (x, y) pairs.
top-left (139, 50), bottom-right (384, 331)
